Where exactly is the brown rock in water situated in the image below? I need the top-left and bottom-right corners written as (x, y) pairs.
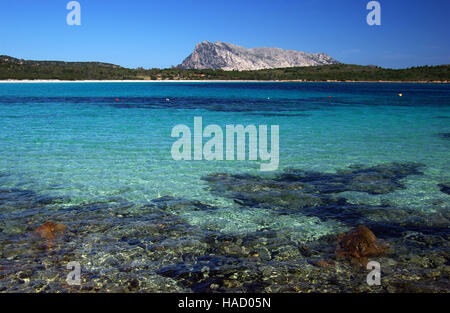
top-left (314, 260), bottom-right (334, 268)
top-left (335, 225), bottom-right (387, 266)
top-left (33, 222), bottom-right (67, 249)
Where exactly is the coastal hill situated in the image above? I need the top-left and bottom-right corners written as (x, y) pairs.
top-left (0, 55), bottom-right (129, 80)
top-left (0, 55), bottom-right (449, 82)
top-left (177, 41), bottom-right (339, 70)
top-left (0, 55), bottom-right (121, 68)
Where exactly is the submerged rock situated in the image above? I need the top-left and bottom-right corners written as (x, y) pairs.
top-left (202, 162), bottom-right (427, 230)
top-left (0, 188), bottom-right (60, 211)
top-left (335, 225), bottom-right (388, 266)
top-left (33, 222), bottom-right (67, 249)
top-left (438, 182), bottom-right (450, 195)
top-left (204, 163), bottom-right (424, 205)
top-left (34, 222), bottom-right (67, 239)
top-left (151, 196), bottom-right (218, 212)
top-left (437, 133), bottom-right (450, 140)
top-left (314, 260), bottom-right (334, 267)
top-left (281, 162), bottom-right (424, 195)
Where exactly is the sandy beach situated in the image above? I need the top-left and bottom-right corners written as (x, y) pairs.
top-left (0, 79), bottom-right (449, 83)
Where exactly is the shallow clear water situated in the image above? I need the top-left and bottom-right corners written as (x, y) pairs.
top-left (0, 82), bottom-right (449, 292)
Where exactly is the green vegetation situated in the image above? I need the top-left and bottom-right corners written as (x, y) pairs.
top-left (1, 55), bottom-right (449, 82)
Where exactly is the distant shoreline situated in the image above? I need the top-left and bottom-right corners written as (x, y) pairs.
top-left (0, 79), bottom-right (449, 84)
top-left (2, 59), bottom-right (448, 83)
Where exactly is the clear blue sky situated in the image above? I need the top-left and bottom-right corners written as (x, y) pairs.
top-left (0, 0), bottom-right (449, 69)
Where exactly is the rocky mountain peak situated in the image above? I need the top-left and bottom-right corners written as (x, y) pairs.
top-left (178, 41), bottom-right (339, 71)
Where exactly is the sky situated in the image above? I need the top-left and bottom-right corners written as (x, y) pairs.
top-left (0, 0), bottom-right (449, 69)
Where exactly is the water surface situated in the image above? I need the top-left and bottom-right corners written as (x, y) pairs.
top-left (0, 82), bottom-right (449, 293)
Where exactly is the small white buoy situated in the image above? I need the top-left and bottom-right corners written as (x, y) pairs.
top-left (166, 98), bottom-right (170, 102)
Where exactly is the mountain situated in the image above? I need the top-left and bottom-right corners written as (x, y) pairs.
top-left (177, 41), bottom-right (339, 71)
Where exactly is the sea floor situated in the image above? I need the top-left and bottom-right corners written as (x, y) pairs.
top-left (0, 161), bottom-right (448, 293)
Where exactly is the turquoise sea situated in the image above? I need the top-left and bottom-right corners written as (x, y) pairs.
top-left (0, 82), bottom-right (449, 292)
